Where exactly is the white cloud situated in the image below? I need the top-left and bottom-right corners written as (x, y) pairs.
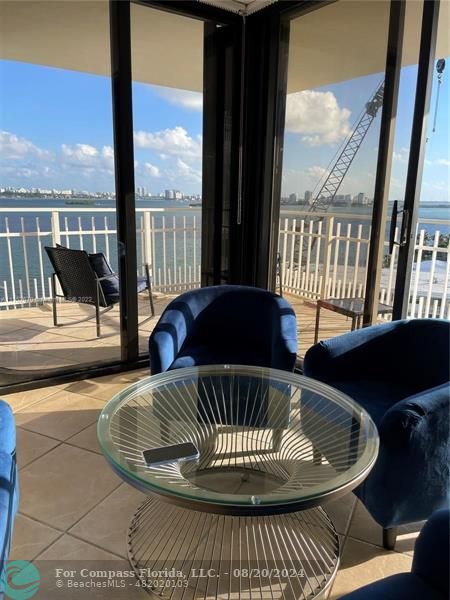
top-left (305, 165), bottom-right (327, 181)
top-left (437, 158), bottom-right (450, 167)
top-left (285, 91), bottom-right (351, 146)
top-left (0, 130), bottom-right (51, 160)
top-left (175, 158), bottom-right (202, 183)
top-left (156, 89), bottom-right (203, 112)
top-left (134, 126), bottom-right (202, 160)
top-left (144, 162), bottom-right (160, 177)
top-left (60, 143), bottom-right (114, 174)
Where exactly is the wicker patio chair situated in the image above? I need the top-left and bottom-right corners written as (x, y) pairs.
top-left (45, 246), bottom-right (154, 337)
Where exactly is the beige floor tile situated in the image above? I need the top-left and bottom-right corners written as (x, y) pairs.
top-left (0, 329), bottom-right (82, 352)
top-left (347, 500), bottom-right (424, 556)
top-left (48, 324), bottom-right (119, 341)
top-left (69, 484), bottom-right (146, 557)
top-left (0, 326), bottom-right (52, 344)
top-left (16, 428), bottom-right (61, 468)
top-left (35, 535), bottom-right (148, 600)
top-left (37, 345), bottom-right (121, 366)
top-left (66, 423), bottom-right (102, 454)
top-left (19, 444), bottom-right (121, 530)
top-left (37, 533), bottom-right (121, 560)
top-left (0, 318), bottom-right (33, 334)
top-left (3, 384), bottom-right (61, 413)
top-left (0, 345), bottom-right (74, 370)
top-left (15, 389), bottom-right (105, 441)
top-left (329, 538), bottom-right (412, 599)
top-left (10, 514), bottom-right (61, 561)
top-left (323, 493), bottom-right (357, 536)
top-left (65, 373), bottom-right (142, 401)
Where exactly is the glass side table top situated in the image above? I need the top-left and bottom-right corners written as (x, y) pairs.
top-left (98, 365), bottom-right (379, 515)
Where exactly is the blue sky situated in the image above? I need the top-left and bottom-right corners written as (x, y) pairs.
top-left (1, 57), bottom-right (448, 201)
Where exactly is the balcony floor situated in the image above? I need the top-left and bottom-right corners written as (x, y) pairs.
top-left (4, 367), bottom-right (418, 599)
top-left (0, 293), bottom-right (362, 386)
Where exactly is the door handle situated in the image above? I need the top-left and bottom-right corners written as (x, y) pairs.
top-left (389, 201), bottom-right (409, 254)
top-left (389, 200), bottom-right (398, 254)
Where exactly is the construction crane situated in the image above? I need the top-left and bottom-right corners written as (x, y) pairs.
top-left (308, 80), bottom-right (385, 214)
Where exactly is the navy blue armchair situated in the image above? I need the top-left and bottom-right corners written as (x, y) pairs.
top-left (149, 285), bottom-right (297, 375)
top-left (339, 508), bottom-right (449, 600)
top-left (149, 286), bottom-right (297, 449)
top-left (0, 400), bottom-right (18, 591)
top-left (303, 319), bottom-right (450, 549)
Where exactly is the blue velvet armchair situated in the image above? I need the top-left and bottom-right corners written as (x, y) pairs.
top-left (149, 286), bottom-right (297, 448)
top-left (303, 319), bottom-right (450, 549)
top-left (0, 400), bottom-right (19, 590)
top-left (149, 285), bottom-right (297, 374)
top-left (339, 508), bottom-right (449, 600)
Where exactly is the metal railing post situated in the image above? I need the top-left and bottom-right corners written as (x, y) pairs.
top-left (51, 211), bottom-right (61, 246)
top-left (143, 210), bottom-right (153, 276)
top-left (319, 216), bottom-right (333, 300)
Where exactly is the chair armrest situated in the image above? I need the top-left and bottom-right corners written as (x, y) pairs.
top-left (412, 508), bottom-right (449, 597)
top-left (96, 273), bottom-right (119, 282)
top-left (304, 320), bottom-right (415, 382)
top-left (379, 383), bottom-right (450, 449)
top-left (149, 305), bottom-right (193, 374)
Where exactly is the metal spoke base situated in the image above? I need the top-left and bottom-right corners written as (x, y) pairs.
top-left (128, 496), bottom-right (339, 599)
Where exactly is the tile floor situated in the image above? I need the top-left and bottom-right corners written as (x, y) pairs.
top-left (5, 370), bottom-right (421, 599)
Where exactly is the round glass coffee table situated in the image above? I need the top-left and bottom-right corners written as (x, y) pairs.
top-left (98, 365), bottom-right (378, 599)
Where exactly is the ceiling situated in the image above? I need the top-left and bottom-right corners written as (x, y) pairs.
top-left (196, 0), bottom-right (276, 14)
top-left (0, 1), bottom-right (448, 94)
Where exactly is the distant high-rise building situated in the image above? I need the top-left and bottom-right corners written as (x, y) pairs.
top-left (304, 190), bottom-right (313, 204)
top-left (289, 193), bottom-right (298, 204)
top-left (352, 192), bottom-right (369, 205)
top-left (165, 189), bottom-right (174, 199)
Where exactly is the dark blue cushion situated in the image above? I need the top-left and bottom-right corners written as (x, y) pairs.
top-left (88, 252), bottom-right (119, 300)
top-left (412, 508), bottom-right (449, 598)
top-left (170, 343), bottom-right (269, 370)
top-left (322, 379), bottom-right (414, 427)
top-left (340, 573), bottom-right (444, 600)
top-left (105, 276), bottom-right (148, 304)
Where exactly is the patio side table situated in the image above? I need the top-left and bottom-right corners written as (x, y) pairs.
top-left (314, 297), bottom-right (393, 343)
top-left (98, 365), bottom-right (379, 599)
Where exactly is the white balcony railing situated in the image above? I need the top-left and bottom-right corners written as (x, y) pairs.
top-left (0, 207), bottom-right (201, 309)
top-left (1, 207), bottom-right (449, 319)
top-left (279, 210), bottom-right (450, 319)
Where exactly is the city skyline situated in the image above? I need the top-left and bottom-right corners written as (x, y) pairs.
top-left (1, 57), bottom-right (449, 202)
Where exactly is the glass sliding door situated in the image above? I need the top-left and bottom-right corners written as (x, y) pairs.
top-left (400, 2), bottom-right (450, 319)
top-left (0, 1), bottom-right (120, 387)
top-left (278, 0), bottom-right (391, 358)
top-left (130, 2), bottom-right (204, 356)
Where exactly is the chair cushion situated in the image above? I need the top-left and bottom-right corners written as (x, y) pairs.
top-left (104, 276), bottom-right (148, 304)
top-left (169, 343), bottom-right (268, 370)
top-left (88, 252), bottom-right (119, 300)
top-left (324, 379), bottom-right (415, 427)
top-left (340, 572), bottom-right (445, 600)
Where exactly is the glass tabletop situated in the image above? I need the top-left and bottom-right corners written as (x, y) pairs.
top-left (98, 365), bottom-right (379, 515)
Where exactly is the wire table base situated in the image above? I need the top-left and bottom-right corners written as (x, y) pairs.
top-left (128, 495), bottom-right (339, 600)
